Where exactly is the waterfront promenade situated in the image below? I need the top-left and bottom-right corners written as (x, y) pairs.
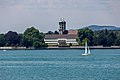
top-left (1, 46), bottom-right (120, 50)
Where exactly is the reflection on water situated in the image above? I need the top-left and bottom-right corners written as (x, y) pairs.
top-left (0, 49), bottom-right (120, 80)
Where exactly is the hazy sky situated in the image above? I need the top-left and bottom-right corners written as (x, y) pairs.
top-left (0, 0), bottom-right (120, 33)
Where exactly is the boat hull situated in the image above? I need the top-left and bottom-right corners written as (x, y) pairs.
top-left (81, 53), bottom-right (89, 56)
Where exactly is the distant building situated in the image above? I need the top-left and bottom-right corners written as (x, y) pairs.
top-left (44, 19), bottom-right (79, 46)
top-left (68, 30), bottom-right (78, 35)
top-left (59, 19), bottom-right (66, 34)
top-left (44, 34), bottom-right (78, 46)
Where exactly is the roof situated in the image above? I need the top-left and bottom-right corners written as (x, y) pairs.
top-left (68, 30), bottom-right (78, 34)
top-left (45, 34), bottom-right (78, 39)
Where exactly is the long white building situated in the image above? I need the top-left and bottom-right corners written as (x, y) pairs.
top-left (44, 34), bottom-right (78, 46)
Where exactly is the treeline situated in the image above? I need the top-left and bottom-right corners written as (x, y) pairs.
top-left (0, 27), bottom-right (120, 48)
top-left (46, 30), bottom-right (68, 34)
top-left (77, 28), bottom-right (120, 46)
top-left (0, 27), bottom-right (47, 49)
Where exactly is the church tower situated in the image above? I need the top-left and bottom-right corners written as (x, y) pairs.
top-left (59, 18), bottom-right (66, 34)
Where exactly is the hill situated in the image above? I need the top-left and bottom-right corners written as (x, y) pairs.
top-left (84, 25), bottom-right (120, 31)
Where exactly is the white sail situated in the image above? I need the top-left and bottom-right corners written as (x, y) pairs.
top-left (82, 41), bottom-right (90, 56)
top-left (88, 46), bottom-right (90, 54)
top-left (85, 42), bottom-right (87, 54)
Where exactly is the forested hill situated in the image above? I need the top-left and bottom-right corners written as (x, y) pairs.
top-left (84, 25), bottom-right (120, 31)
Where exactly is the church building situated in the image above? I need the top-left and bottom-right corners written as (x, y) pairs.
top-left (44, 19), bottom-right (78, 46)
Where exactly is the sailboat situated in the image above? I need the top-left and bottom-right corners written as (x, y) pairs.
top-left (3, 50), bottom-right (6, 52)
top-left (82, 42), bottom-right (90, 56)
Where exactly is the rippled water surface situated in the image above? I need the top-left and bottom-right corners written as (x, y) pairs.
top-left (0, 49), bottom-right (120, 80)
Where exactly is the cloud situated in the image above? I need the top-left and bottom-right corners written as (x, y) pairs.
top-left (0, 0), bottom-right (120, 33)
top-left (0, 0), bottom-right (118, 12)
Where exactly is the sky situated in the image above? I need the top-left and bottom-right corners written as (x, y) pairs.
top-left (0, 0), bottom-right (120, 33)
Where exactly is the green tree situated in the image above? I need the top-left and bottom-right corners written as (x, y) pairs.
top-left (0, 34), bottom-right (5, 47)
top-left (115, 38), bottom-right (120, 46)
top-left (47, 31), bottom-right (53, 34)
top-left (94, 29), bottom-right (117, 46)
top-left (54, 31), bottom-right (59, 34)
top-left (81, 38), bottom-right (88, 45)
top-left (115, 32), bottom-right (120, 46)
top-left (33, 41), bottom-right (48, 49)
top-left (96, 30), bottom-right (107, 46)
top-left (19, 34), bottom-right (24, 47)
top-left (33, 41), bottom-right (42, 49)
top-left (23, 27), bottom-right (45, 48)
top-left (77, 28), bottom-right (94, 46)
top-left (106, 32), bottom-right (116, 46)
top-left (4, 31), bottom-right (21, 46)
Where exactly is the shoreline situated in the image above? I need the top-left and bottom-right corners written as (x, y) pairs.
top-left (0, 46), bottom-right (120, 50)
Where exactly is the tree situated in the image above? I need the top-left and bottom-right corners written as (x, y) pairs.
top-left (106, 32), bottom-right (116, 46)
top-left (78, 28), bottom-right (94, 46)
top-left (63, 30), bottom-right (68, 34)
top-left (33, 41), bottom-right (42, 49)
top-left (0, 34), bottom-right (5, 47)
top-left (69, 43), bottom-right (72, 46)
top-left (115, 38), bottom-right (120, 46)
top-left (114, 32), bottom-right (120, 46)
top-left (23, 27), bottom-right (45, 48)
top-left (4, 31), bottom-right (21, 46)
top-left (47, 31), bottom-right (53, 34)
top-left (33, 41), bottom-right (48, 49)
top-left (96, 30), bottom-right (107, 46)
top-left (54, 31), bottom-right (59, 34)
top-left (94, 29), bottom-right (117, 46)
top-left (19, 34), bottom-right (24, 47)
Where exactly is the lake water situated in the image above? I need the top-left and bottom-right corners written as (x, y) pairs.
top-left (0, 49), bottom-right (120, 80)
